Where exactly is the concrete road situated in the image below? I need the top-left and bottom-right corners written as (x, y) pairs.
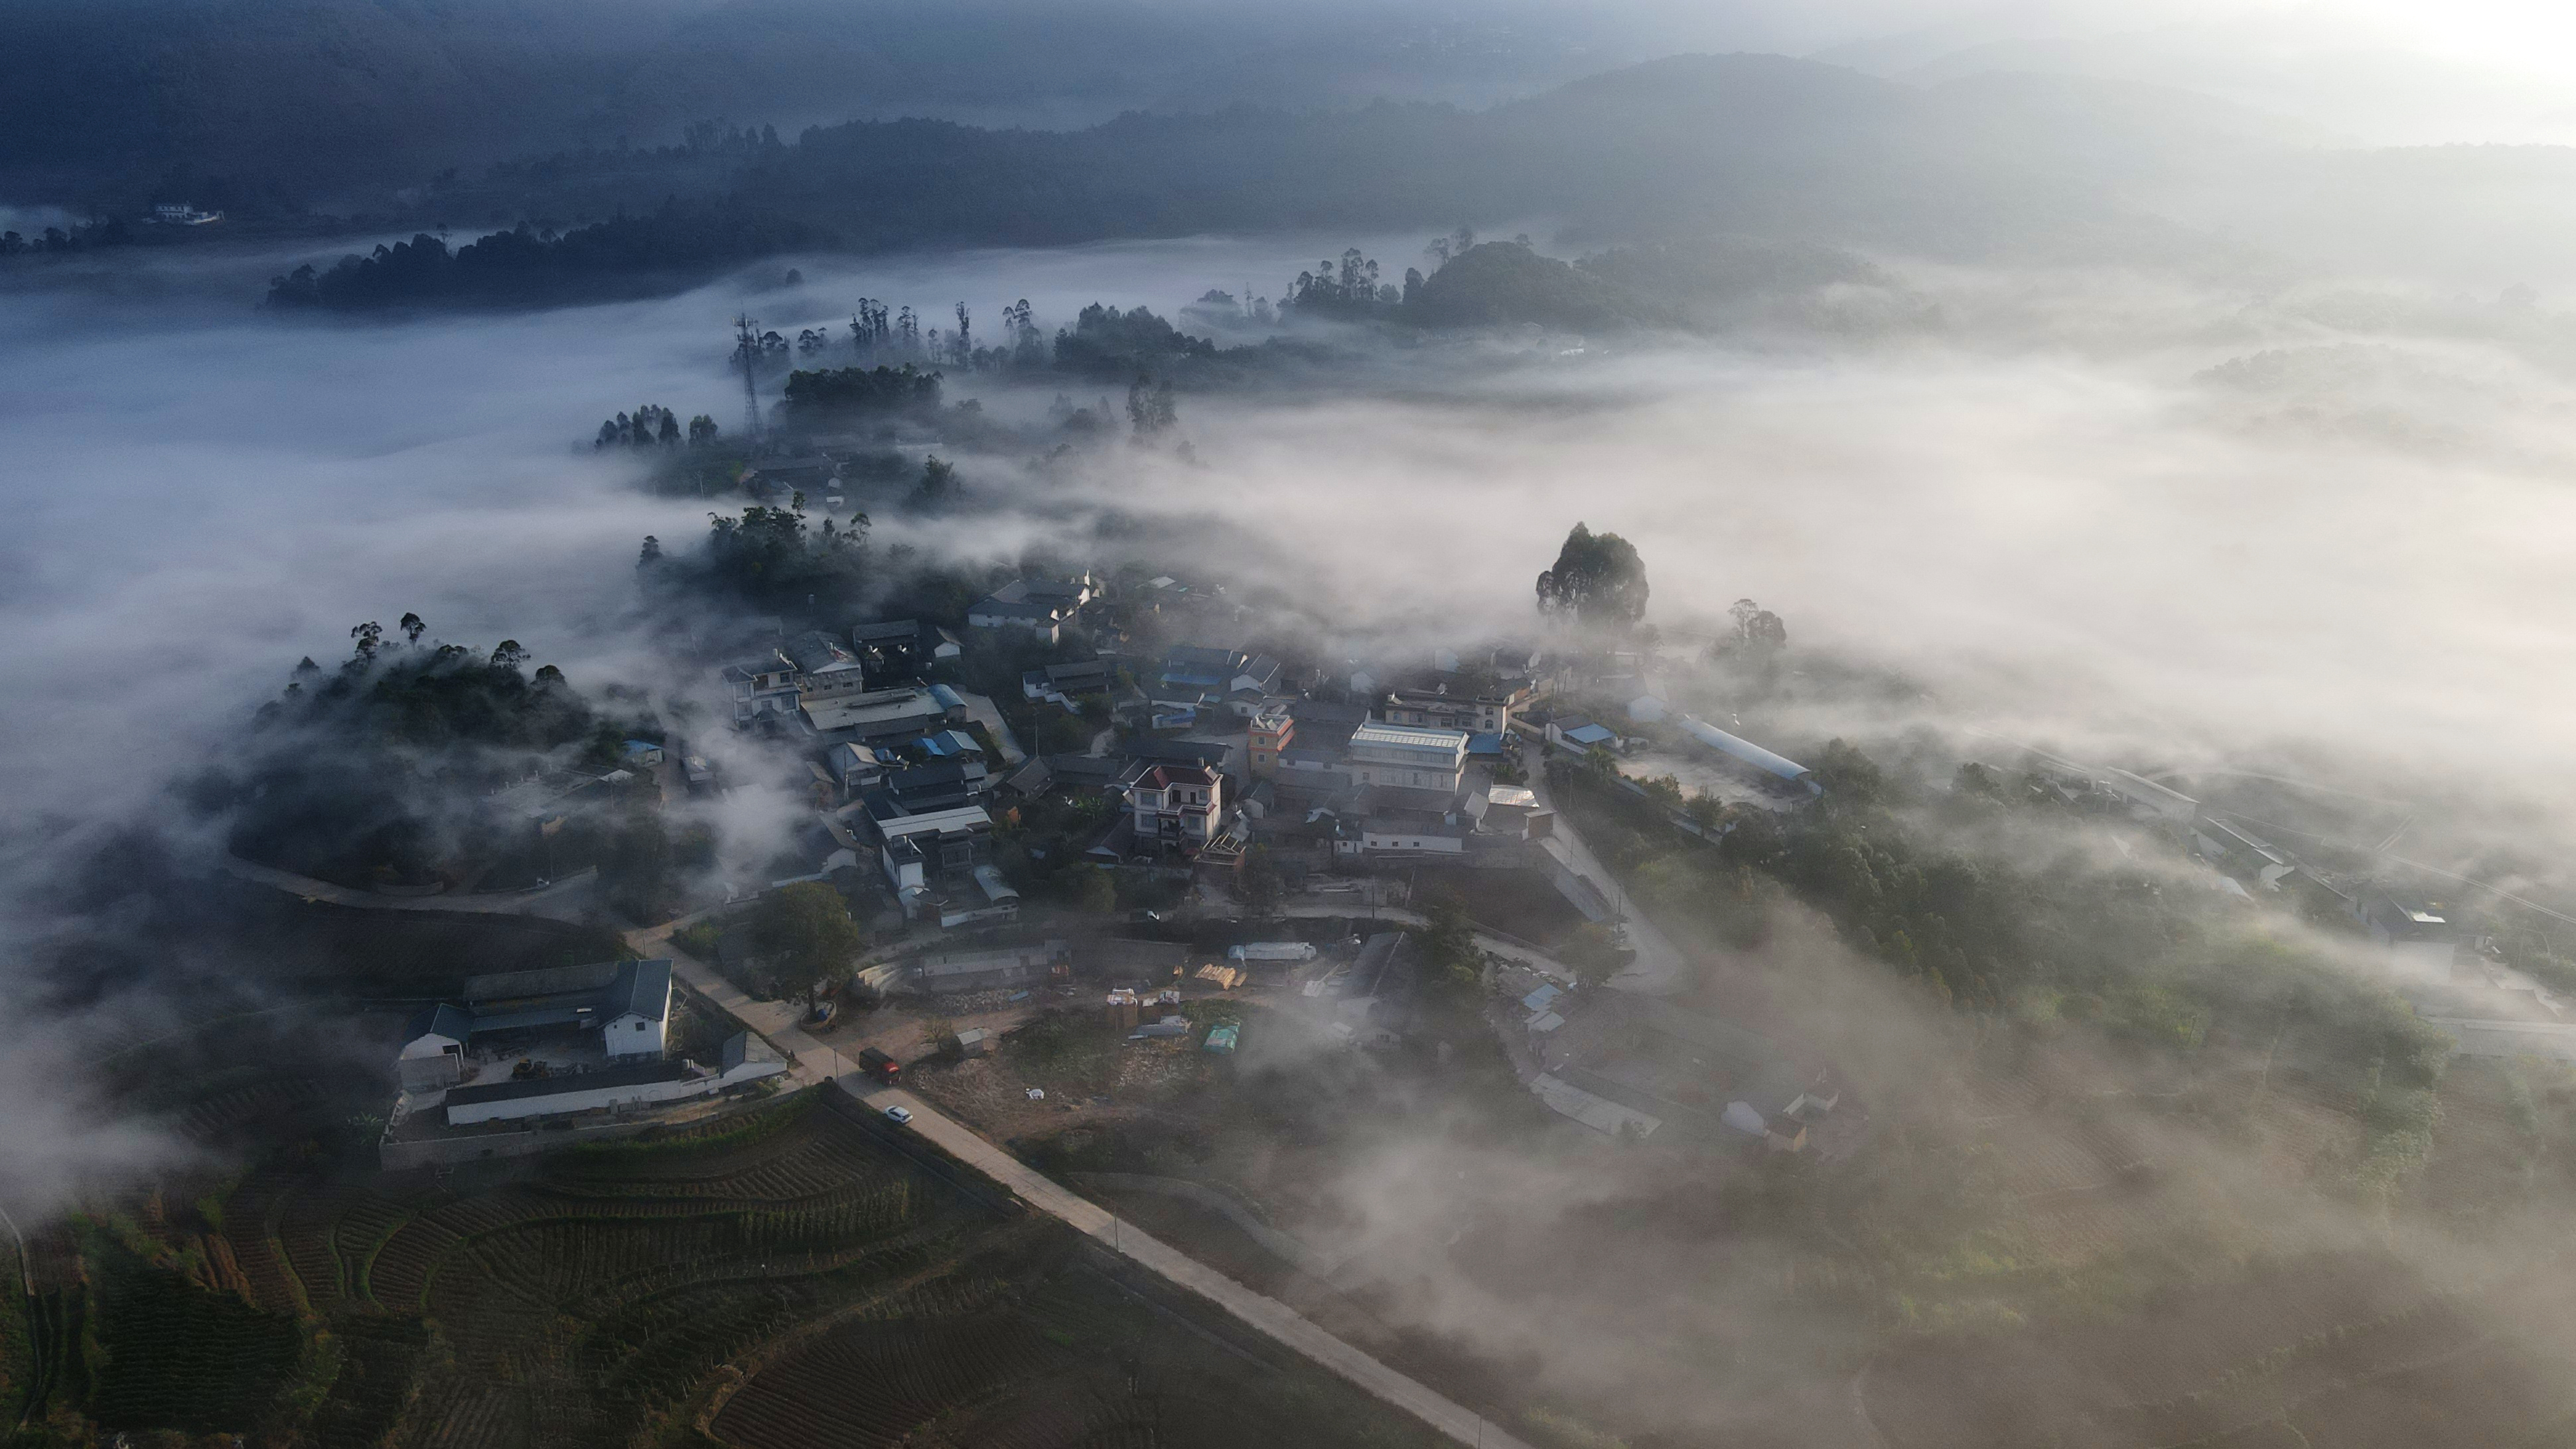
top-left (1519, 768), bottom-right (1687, 995)
top-left (220, 855), bottom-right (599, 922)
top-left (842, 1077), bottom-right (1536, 1449)
top-left (232, 840), bottom-right (1563, 1444)
top-left (1270, 900), bottom-right (1579, 983)
top-left (614, 910), bottom-right (1532, 1448)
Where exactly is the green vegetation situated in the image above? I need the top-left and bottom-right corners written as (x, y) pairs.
top-left (265, 206), bottom-right (827, 309)
top-left (80, 1235), bottom-right (303, 1433)
top-left (1550, 751), bottom-right (2451, 1105)
top-left (658, 502), bottom-right (874, 617)
top-left (780, 362), bottom-right (944, 422)
top-left (205, 614), bottom-right (654, 890)
top-left (13, 1091), bottom-right (1437, 1447)
top-left (752, 882), bottom-right (865, 1004)
top-left (1534, 523), bottom-right (1650, 630)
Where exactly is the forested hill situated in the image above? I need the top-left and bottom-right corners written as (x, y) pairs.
top-left (0, 0), bottom-right (1626, 210)
top-left (266, 54), bottom-right (2276, 312)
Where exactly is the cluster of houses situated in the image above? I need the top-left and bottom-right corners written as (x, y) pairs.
top-left (711, 567), bottom-right (1616, 929)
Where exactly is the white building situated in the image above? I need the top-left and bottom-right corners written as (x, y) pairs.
top-left (1345, 721), bottom-right (1471, 794)
top-left (870, 803), bottom-right (996, 914)
top-left (439, 1032), bottom-right (785, 1127)
top-left (396, 960), bottom-right (674, 1091)
top-left (1124, 761), bottom-right (1226, 855)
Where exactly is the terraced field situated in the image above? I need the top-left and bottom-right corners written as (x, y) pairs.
top-left (9, 1091), bottom-right (1434, 1448)
top-left (713, 1253), bottom-right (1438, 1449)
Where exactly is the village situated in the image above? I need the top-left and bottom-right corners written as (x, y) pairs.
top-left (360, 539), bottom-right (1896, 1173)
top-left (368, 530), bottom-right (2566, 1182)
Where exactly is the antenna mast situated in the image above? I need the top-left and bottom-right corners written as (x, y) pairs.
top-left (734, 313), bottom-right (762, 442)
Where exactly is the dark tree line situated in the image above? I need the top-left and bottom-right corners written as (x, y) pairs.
top-left (593, 403), bottom-right (718, 450)
top-left (1, 216), bottom-right (134, 256)
top-left (654, 500), bottom-right (874, 616)
top-left (245, 52), bottom-right (2139, 314)
top-left (779, 364), bottom-right (943, 423)
top-left (265, 203), bottom-right (827, 310)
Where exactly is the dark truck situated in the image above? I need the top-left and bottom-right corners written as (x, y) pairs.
top-left (857, 1047), bottom-right (901, 1084)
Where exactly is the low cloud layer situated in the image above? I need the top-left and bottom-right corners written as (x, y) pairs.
top-left (4, 224), bottom-right (2574, 1214)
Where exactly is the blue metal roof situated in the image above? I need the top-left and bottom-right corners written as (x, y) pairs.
top-left (405, 1002), bottom-right (474, 1044)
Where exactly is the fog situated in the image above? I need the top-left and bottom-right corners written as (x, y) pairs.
top-left (11, 17), bottom-right (2576, 1440)
top-left (1, 220), bottom-right (2569, 1219)
top-left (0, 218), bottom-right (2549, 1118)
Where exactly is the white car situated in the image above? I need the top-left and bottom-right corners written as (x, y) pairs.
top-left (883, 1105), bottom-right (913, 1126)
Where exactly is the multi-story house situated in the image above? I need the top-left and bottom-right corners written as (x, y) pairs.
top-left (1121, 761), bottom-right (1226, 855)
top-left (1380, 671), bottom-right (1536, 736)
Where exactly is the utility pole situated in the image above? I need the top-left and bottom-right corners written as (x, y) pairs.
top-left (734, 313), bottom-right (763, 444)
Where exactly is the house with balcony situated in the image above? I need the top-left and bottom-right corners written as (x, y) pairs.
top-left (1120, 760), bottom-right (1226, 858)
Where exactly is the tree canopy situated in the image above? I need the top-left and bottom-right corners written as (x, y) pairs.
top-left (780, 364), bottom-right (943, 422)
top-left (1536, 523), bottom-right (1649, 628)
top-left (754, 882), bottom-right (865, 1002)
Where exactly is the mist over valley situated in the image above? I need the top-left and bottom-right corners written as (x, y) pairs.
top-left (9, 7), bottom-right (2576, 1448)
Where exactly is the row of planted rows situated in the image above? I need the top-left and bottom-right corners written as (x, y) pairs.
top-left (114, 1099), bottom-right (1013, 1449)
top-left (713, 1274), bottom-right (1077, 1449)
top-left (568, 1226), bottom-right (989, 1439)
top-left (415, 1191), bottom-right (936, 1376)
top-left (712, 1255), bottom-right (1330, 1449)
top-left (86, 1247), bottom-right (305, 1434)
top-left (381, 1104), bottom-right (1004, 1449)
top-left (376, 1178), bottom-right (928, 1316)
top-left (208, 1099), bottom-right (885, 1315)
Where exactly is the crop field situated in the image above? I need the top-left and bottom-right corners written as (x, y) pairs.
top-left (22, 1089), bottom-right (1441, 1447)
top-left (85, 1240), bottom-right (305, 1434)
top-left (714, 1249), bottom-right (1444, 1449)
top-left (1861, 1251), bottom-right (2576, 1449)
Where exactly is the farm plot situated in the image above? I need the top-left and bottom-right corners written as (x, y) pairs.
top-left (221, 1168), bottom-right (307, 1314)
top-left (84, 1242), bottom-right (304, 1434)
top-left (305, 1315), bottom-right (431, 1449)
top-left (1860, 1252), bottom-right (2554, 1449)
top-left (320, 1098), bottom-right (1014, 1448)
top-left (715, 1247), bottom-right (1448, 1449)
